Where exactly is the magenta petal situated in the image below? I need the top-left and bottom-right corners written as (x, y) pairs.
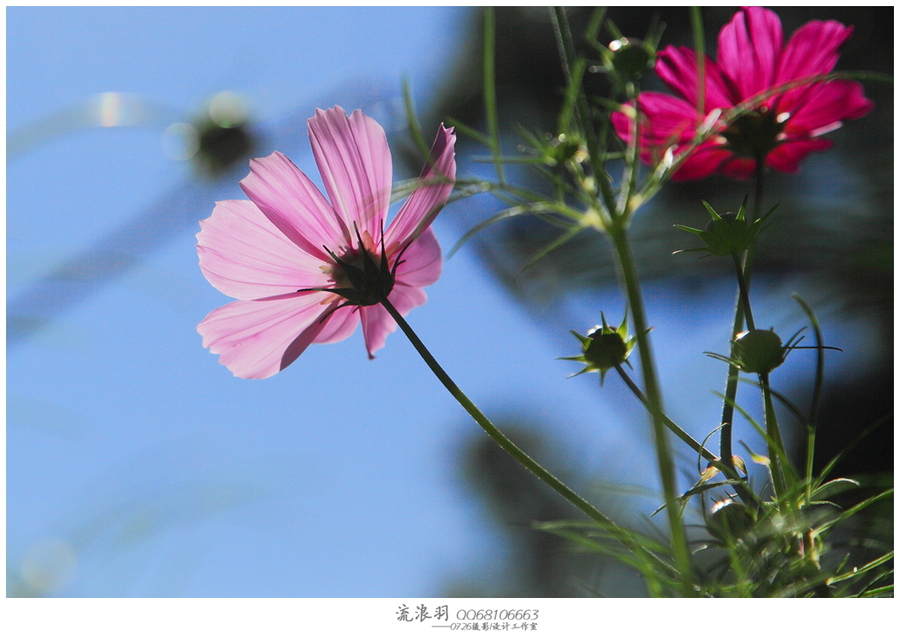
top-left (777, 20), bottom-right (854, 85)
top-left (198, 292), bottom-right (340, 379)
top-left (308, 106), bottom-right (392, 240)
top-left (655, 46), bottom-right (736, 110)
top-left (671, 143), bottom-right (735, 181)
top-left (767, 138), bottom-right (833, 173)
top-left (197, 199), bottom-right (329, 300)
top-left (385, 125), bottom-right (457, 249)
top-left (361, 283), bottom-right (427, 359)
top-left (635, 92), bottom-right (703, 146)
top-left (718, 6), bottom-right (784, 100)
top-left (239, 152), bottom-right (345, 261)
top-left (393, 226), bottom-right (442, 288)
top-left (781, 80), bottom-right (874, 135)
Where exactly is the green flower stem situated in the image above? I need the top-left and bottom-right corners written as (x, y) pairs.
top-left (732, 254), bottom-right (756, 331)
top-left (379, 296), bottom-right (655, 568)
top-left (481, 7), bottom-right (505, 185)
top-left (719, 160), bottom-right (765, 477)
top-left (607, 224), bottom-right (696, 595)
top-left (614, 364), bottom-right (760, 507)
top-left (614, 365), bottom-right (713, 462)
top-left (760, 372), bottom-right (787, 499)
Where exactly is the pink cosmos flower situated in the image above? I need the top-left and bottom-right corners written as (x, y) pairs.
top-left (612, 6), bottom-right (873, 180)
top-left (197, 106), bottom-right (456, 379)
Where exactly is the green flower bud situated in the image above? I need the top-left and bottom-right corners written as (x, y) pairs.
top-left (732, 329), bottom-right (785, 374)
top-left (675, 199), bottom-right (776, 258)
top-left (708, 498), bottom-right (753, 541)
top-left (546, 133), bottom-right (587, 167)
top-left (562, 310), bottom-right (636, 385)
top-left (608, 38), bottom-right (655, 81)
top-left (583, 327), bottom-right (629, 371)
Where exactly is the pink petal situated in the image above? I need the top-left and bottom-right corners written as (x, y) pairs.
top-left (655, 46), bottom-right (737, 110)
top-left (718, 6), bottom-right (783, 101)
top-left (614, 94), bottom-right (702, 170)
top-left (385, 124), bottom-right (457, 249)
top-left (766, 138), bottom-right (833, 173)
top-left (310, 304), bottom-right (361, 345)
top-left (198, 292), bottom-right (339, 379)
top-left (671, 143), bottom-right (736, 181)
top-left (360, 283), bottom-right (427, 359)
top-left (718, 156), bottom-right (757, 180)
top-left (780, 80), bottom-right (874, 135)
top-left (239, 151), bottom-right (346, 262)
top-left (393, 226), bottom-right (442, 289)
top-left (777, 20), bottom-right (854, 85)
top-left (197, 199), bottom-right (329, 301)
top-left (308, 106), bottom-right (392, 241)
top-left (635, 93), bottom-right (702, 143)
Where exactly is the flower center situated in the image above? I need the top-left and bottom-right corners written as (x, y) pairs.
top-left (720, 107), bottom-right (788, 161)
top-left (326, 243), bottom-right (395, 307)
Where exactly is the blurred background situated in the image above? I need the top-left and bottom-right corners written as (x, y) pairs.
top-left (6, 6), bottom-right (892, 597)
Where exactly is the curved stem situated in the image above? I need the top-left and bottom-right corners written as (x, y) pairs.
top-left (607, 224), bottom-right (695, 595)
top-left (614, 364), bottom-right (760, 508)
top-left (614, 365), bottom-right (713, 462)
top-left (379, 296), bottom-right (662, 574)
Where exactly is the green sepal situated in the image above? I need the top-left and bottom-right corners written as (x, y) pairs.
top-left (563, 309), bottom-right (637, 386)
top-left (674, 197), bottom-right (777, 257)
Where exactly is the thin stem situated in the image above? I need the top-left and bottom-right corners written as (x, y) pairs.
top-left (614, 365), bottom-right (713, 462)
top-left (379, 296), bottom-right (659, 569)
top-left (718, 160), bottom-right (764, 476)
top-left (549, 6), bottom-right (618, 215)
top-left (690, 7), bottom-right (706, 116)
top-left (482, 7), bottom-right (505, 185)
top-left (607, 224), bottom-right (695, 595)
top-left (760, 372), bottom-right (787, 499)
top-left (614, 364), bottom-right (760, 508)
top-left (732, 253), bottom-right (756, 331)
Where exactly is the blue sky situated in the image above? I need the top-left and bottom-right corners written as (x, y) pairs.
top-left (5, 6), bottom-right (881, 601)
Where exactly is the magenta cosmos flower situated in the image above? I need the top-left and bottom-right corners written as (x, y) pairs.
top-left (612, 6), bottom-right (873, 180)
top-left (197, 106), bottom-right (456, 379)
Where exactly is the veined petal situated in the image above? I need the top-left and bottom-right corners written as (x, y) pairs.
top-left (360, 283), bottom-right (427, 359)
top-left (392, 226), bottom-right (442, 289)
top-left (197, 199), bottom-right (329, 300)
top-left (198, 292), bottom-right (337, 379)
top-left (385, 125), bottom-right (457, 249)
top-left (780, 80), bottom-right (874, 135)
top-left (310, 304), bottom-right (361, 345)
top-left (239, 152), bottom-right (345, 261)
top-left (278, 300), bottom-right (360, 372)
top-left (635, 92), bottom-right (703, 146)
top-left (718, 6), bottom-right (783, 100)
top-left (308, 106), bottom-right (392, 241)
top-left (777, 20), bottom-right (854, 85)
top-left (656, 46), bottom-right (737, 110)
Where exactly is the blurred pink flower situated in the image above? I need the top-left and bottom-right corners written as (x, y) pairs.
top-left (612, 6), bottom-right (873, 180)
top-left (197, 106), bottom-right (456, 378)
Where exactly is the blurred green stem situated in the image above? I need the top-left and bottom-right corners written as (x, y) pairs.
top-left (607, 223), bottom-right (696, 595)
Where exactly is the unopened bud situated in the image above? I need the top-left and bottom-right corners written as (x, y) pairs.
top-left (608, 38), bottom-right (655, 80)
top-left (732, 329), bottom-right (785, 374)
top-left (708, 498), bottom-right (753, 541)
